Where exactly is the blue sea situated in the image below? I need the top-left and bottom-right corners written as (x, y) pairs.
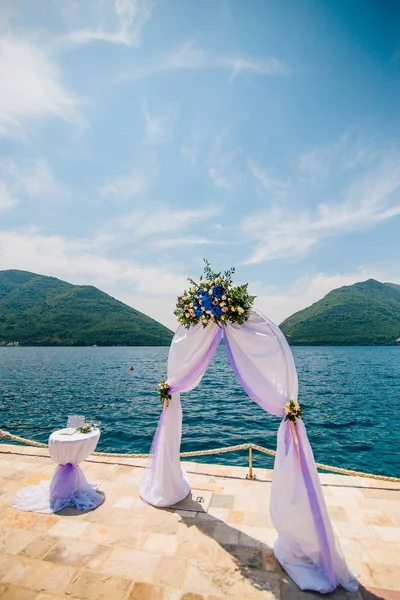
top-left (1, 345), bottom-right (399, 478)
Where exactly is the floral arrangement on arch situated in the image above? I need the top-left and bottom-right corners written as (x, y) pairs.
top-left (174, 260), bottom-right (256, 329)
top-left (284, 400), bottom-right (303, 423)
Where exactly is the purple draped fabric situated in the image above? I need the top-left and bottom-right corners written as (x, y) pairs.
top-left (49, 463), bottom-right (103, 512)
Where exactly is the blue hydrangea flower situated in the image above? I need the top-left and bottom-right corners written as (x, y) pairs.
top-left (200, 293), bottom-right (213, 309)
top-left (212, 285), bottom-right (225, 299)
top-left (211, 305), bottom-right (223, 317)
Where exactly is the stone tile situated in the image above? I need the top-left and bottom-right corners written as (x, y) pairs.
top-left (0, 584), bottom-right (37, 599)
top-left (329, 486), bottom-right (365, 498)
top-left (373, 526), bottom-right (400, 543)
top-left (227, 510), bottom-right (245, 524)
top-left (0, 510), bottom-right (39, 530)
top-left (172, 490), bottom-right (213, 513)
top-left (184, 561), bottom-right (236, 596)
top-left (18, 536), bottom-right (58, 560)
top-left (77, 523), bottom-right (117, 545)
top-left (27, 515), bottom-right (59, 535)
top-left (129, 582), bottom-right (167, 599)
top-left (344, 508), bottom-right (396, 527)
top-left (2, 557), bottom-right (75, 595)
top-left (368, 564), bottom-right (400, 591)
top-left (210, 494), bottom-right (234, 509)
top-left (213, 544), bottom-right (265, 570)
top-left (335, 522), bottom-right (379, 540)
top-left (235, 570), bottom-right (281, 599)
top-left (238, 526), bottom-right (277, 548)
top-left (361, 586), bottom-right (400, 600)
top-left (0, 528), bottom-right (35, 555)
top-left (65, 570), bottom-right (132, 600)
top-left (154, 555), bottom-right (188, 588)
top-left (327, 506), bottom-right (349, 522)
top-left (176, 532), bottom-right (217, 562)
top-left (361, 540), bottom-right (399, 566)
top-left (212, 523), bottom-right (239, 545)
top-left (112, 496), bottom-right (138, 509)
top-left (43, 538), bottom-right (112, 569)
top-left (143, 533), bottom-right (179, 555)
top-left (340, 538), bottom-right (371, 562)
top-left (175, 510), bottom-right (197, 519)
top-left (101, 547), bottom-right (160, 579)
top-left (47, 520), bottom-right (89, 538)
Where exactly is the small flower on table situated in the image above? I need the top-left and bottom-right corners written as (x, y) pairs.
top-left (76, 422), bottom-right (93, 434)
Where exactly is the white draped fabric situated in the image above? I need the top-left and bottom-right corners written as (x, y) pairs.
top-left (139, 321), bottom-right (222, 507)
top-left (140, 310), bottom-right (358, 593)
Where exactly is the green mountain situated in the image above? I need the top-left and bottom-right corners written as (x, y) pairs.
top-left (280, 279), bottom-right (400, 345)
top-left (0, 270), bottom-right (174, 346)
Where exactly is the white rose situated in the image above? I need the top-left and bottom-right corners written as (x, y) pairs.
top-left (215, 277), bottom-right (221, 283)
top-left (189, 303), bottom-right (193, 308)
top-left (185, 312), bottom-right (190, 317)
top-left (231, 307), bottom-right (236, 312)
top-left (190, 287), bottom-right (196, 294)
top-left (237, 307), bottom-right (244, 314)
top-left (222, 295), bottom-right (226, 300)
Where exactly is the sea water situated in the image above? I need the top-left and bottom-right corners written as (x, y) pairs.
top-left (0, 345), bottom-right (399, 478)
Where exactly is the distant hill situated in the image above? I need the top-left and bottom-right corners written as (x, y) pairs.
top-left (280, 279), bottom-right (400, 345)
top-left (0, 270), bottom-right (173, 346)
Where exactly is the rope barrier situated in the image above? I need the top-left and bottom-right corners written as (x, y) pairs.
top-left (1, 428), bottom-right (399, 483)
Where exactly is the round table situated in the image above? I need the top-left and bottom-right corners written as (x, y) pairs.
top-left (48, 428), bottom-right (103, 512)
top-left (13, 428), bottom-right (103, 514)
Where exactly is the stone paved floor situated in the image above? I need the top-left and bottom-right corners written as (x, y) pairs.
top-left (0, 444), bottom-right (399, 600)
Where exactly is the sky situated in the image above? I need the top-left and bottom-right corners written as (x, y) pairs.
top-left (1, 0), bottom-right (400, 330)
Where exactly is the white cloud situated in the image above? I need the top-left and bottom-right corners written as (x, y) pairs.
top-left (143, 103), bottom-right (175, 147)
top-left (249, 159), bottom-right (292, 195)
top-left (208, 168), bottom-right (230, 190)
top-left (118, 40), bottom-right (287, 82)
top-left (254, 268), bottom-right (400, 326)
top-left (153, 236), bottom-right (227, 249)
top-left (0, 35), bottom-right (79, 137)
top-left (0, 158), bottom-right (70, 204)
top-left (60, 0), bottom-right (152, 48)
top-left (114, 206), bottom-right (220, 237)
top-left (0, 182), bottom-right (18, 212)
top-left (221, 55), bottom-right (288, 82)
top-left (100, 171), bottom-right (146, 199)
top-left (244, 141), bottom-right (400, 264)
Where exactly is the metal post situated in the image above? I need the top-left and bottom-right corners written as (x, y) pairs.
top-left (249, 446), bottom-right (253, 478)
top-left (246, 445), bottom-right (256, 479)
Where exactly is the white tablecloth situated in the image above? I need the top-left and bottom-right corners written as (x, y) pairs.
top-left (49, 429), bottom-right (100, 465)
top-left (13, 428), bottom-right (103, 514)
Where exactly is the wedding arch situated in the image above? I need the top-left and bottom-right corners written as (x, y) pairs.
top-left (140, 263), bottom-right (358, 594)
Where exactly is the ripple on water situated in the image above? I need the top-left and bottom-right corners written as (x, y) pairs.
top-left (0, 344), bottom-right (399, 477)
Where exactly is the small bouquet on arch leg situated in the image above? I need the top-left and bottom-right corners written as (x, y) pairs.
top-left (284, 400), bottom-right (303, 422)
top-left (157, 380), bottom-right (172, 407)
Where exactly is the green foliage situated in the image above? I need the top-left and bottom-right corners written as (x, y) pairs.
top-left (280, 279), bottom-right (400, 345)
top-left (0, 270), bottom-right (173, 346)
top-left (157, 380), bottom-right (172, 404)
top-left (174, 259), bottom-right (256, 329)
